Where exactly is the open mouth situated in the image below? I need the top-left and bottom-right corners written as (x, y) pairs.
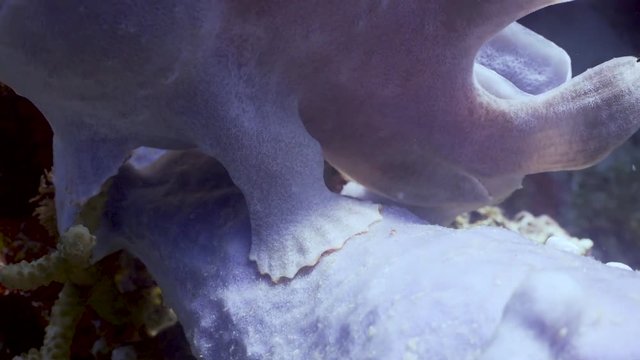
top-left (474, 0), bottom-right (640, 99)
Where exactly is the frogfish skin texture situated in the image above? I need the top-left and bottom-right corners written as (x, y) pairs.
top-left (1, 0), bottom-right (639, 280)
top-left (101, 149), bottom-right (640, 360)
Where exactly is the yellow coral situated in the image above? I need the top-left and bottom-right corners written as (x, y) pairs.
top-left (14, 284), bottom-right (86, 360)
top-left (41, 283), bottom-right (86, 360)
top-left (0, 225), bottom-right (96, 290)
top-left (453, 206), bottom-right (593, 256)
top-left (2, 220), bottom-right (177, 357)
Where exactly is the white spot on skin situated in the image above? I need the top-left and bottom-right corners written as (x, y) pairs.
top-left (403, 337), bottom-right (420, 360)
top-left (606, 262), bottom-right (633, 271)
top-left (367, 325), bottom-right (377, 337)
top-left (557, 327), bottom-right (568, 338)
top-left (545, 235), bottom-right (582, 255)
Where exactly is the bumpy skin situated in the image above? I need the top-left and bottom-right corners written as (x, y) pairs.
top-left (101, 150), bottom-right (640, 360)
top-left (1, 0), bottom-right (640, 279)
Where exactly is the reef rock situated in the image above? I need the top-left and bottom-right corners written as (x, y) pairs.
top-left (97, 150), bottom-right (640, 360)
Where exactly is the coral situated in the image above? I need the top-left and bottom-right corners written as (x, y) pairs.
top-left (453, 206), bottom-right (593, 256)
top-left (39, 283), bottom-right (86, 359)
top-left (2, 1), bottom-right (640, 280)
top-left (13, 284), bottom-right (86, 360)
top-left (0, 226), bottom-right (93, 359)
top-left (0, 224), bottom-right (179, 358)
top-left (0, 225), bottom-right (96, 290)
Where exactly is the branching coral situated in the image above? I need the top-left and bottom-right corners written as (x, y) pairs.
top-left (39, 283), bottom-right (86, 359)
top-left (0, 223), bottom-right (179, 358)
top-left (453, 206), bottom-right (594, 255)
top-left (0, 225), bottom-right (96, 290)
top-left (0, 225), bottom-right (94, 359)
top-left (13, 284), bottom-right (87, 360)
